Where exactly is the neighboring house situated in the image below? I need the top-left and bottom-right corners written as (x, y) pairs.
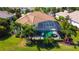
top-left (56, 10), bottom-right (79, 28)
top-left (16, 11), bottom-right (61, 40)
top-left (69, 11), bottom-right (79, 28)
top-left (0, 11), bottom-right (15, 19)
top-left (56, 10), bottom-right (69, 18)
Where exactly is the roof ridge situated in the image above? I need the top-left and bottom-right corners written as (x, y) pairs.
top-left (16, 11), bottom-right (54, 25)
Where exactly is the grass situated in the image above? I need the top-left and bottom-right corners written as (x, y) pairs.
top-left (0, 31), bottom-right (79, 51)
top-left (0, 35), bottom-right (22, 51)
top-left (15, 43), bottom-right (79, 51)
top-left (0, 35), bottom-right (39, 51)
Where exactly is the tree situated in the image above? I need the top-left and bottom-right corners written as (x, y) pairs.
top-left (11, 22), bottom-right (22, 37)
top-left (58, 16), bottom-right (65, 21)
top-left (66, 7), bottom-right (77, 13)
top-left (6, 8), bottom-right (16, 13)
top-left (60, 17), bottom-right (77, 40)
top-left (34, 7), bottom-right (46, 13)
top-left (25, 8), bottom-right (31, 14)
top-left (34, 7), bottom-right (51, 13)
top-left (22, 24), bottom-right (35, 39)
top-left (14, 8), bottom-right (21, 18)
top-left (0, 18), bottom-right (10, 37)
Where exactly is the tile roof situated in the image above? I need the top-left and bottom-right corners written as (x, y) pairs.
top-left (56, 11), bottom-right (69, 17)
top-left (56, 11), bottom-right (79, 23)
top-left (69, 11), bottom-right (79, 23)
top-left (16, 11), bottom-right (54, 25)
top-left (0, 11), bottom-right (15, 18)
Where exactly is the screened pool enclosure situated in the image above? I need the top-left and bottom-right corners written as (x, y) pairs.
top-left (31, 20), bottom-right (61, 40)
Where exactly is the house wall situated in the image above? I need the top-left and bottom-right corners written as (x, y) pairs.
top-left (70, 19), bottom-right (79, 28)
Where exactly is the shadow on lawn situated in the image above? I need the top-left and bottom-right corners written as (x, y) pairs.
top-left (26, 40), bottom-right (60, 51)
top-left (0, 34), bottom-right (11, 41)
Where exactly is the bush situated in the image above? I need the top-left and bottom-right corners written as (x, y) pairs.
top-left (59, 16), bottom-right (65, 21)
top-left (15, 33), bottom-right (20, 38)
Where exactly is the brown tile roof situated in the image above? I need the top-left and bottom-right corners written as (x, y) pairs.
top-left (16, 11), bottom-right (54, 25)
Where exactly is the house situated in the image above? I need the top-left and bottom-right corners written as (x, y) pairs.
top-left (16, 11), bottom-right (61, 40)
top-left (0, 11), bottom-right (15, 19)
top-left (16, 11), bottom-right (54, 25)
top-left (56, 10), bottom-right (69, 18)
top-left (56, 10), bottom-right (79, 28)
top-left (0, 11), bottom-right (16, 25)
top-left (69, 11), bottom-right (79, 28)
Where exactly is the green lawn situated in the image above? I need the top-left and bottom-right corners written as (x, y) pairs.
top-left (15, 43), bottom-right (79, 51)
top-left (0, 35), bottom-right (22, 51)
top-left (0, 34), bottom-right (79, 51)
top-left (0, 35), bottom-right (40, 51)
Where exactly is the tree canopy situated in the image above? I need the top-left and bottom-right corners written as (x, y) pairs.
top-left (0, 18), bottom-right (10, 37)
